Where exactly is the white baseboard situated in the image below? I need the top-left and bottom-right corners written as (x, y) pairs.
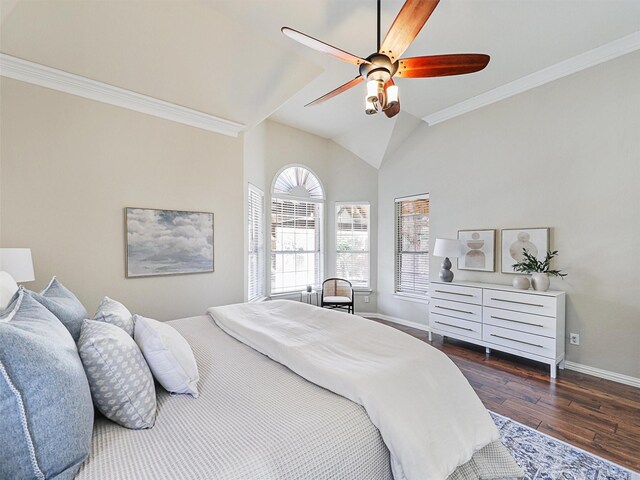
top-left (564, 361), bottom-right (640, 389)
top-left (360, 312), bottom-right (430, 333)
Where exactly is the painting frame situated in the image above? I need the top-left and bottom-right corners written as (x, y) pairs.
top-left (501, 227), bottom-right (550, 274)
top-left (124, 207), bottom-right (215, 278)
top-left (457, 229), bottom-right (496, 272)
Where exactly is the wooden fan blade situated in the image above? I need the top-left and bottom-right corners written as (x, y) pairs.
top-left (379, 0), bottom-right (440, 62)
top-left (282, 27), bottom-right (369, 66)
top-left (396, 54), bottom-right (490, 78)
top-left (305, 76), bottom-right (364, 107)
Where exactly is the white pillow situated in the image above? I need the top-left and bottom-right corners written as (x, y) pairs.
top-left (133, 314), bottom-right (199, 397)
top-left (94, 296), bottom-right (134, 336)
top-left (0, 271), bottom-right (19, 311)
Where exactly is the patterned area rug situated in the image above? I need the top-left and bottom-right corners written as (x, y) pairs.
top-left (490, 412), bottom-right (639, 480)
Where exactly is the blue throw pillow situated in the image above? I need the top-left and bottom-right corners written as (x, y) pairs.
top-left (0, 288), bottom-right (94, 480)
top-left (30, 276), bottom-right (88, 341)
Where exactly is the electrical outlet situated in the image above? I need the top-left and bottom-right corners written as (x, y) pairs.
top-left (364, 296), bottom-right (370, 303)
top-left (569, 333), bottom-right (580, 345)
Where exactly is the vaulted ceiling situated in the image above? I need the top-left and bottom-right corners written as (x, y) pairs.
top-left (2, 0), bottom-right (640, 168)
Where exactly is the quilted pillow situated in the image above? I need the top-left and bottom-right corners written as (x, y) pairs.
top-left (77, 319), bottom-right (156, 429)
top-left (30, 276), bottom-right (88, 341)
top-left (0, 288), bottom-right (94, 480)
top-left (134, 315), bottom-right (199, 397)
top-left (93, 296), bottom-right (134, 336)
top-left (0, 271), bottom-right (19, 310)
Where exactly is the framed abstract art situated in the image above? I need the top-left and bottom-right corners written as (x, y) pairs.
top-left (501, 227), bottom-right (550, 274)
top-left (457, 229), bottom-right (496, 272)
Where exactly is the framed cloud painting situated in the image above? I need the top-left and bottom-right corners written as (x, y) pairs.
top-left (501, 228), bottom-right (549, 274)
top-left (457, 229), bottom-right (496, 272)
top-left (125, 207), bottom-right (214, 278)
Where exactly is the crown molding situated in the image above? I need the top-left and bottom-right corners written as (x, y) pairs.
top-left (0, 54), bottom-right (245, 137)
top-left (423, 30), bottom-right (640, 126)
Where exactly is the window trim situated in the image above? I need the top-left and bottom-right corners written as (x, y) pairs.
top-left (335, 201), bottom-right (370, 290)
top-left (394, 193), bottom-right (430, 298)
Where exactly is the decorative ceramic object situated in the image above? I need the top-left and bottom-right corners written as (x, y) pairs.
top-left (531, 272), bottom-right (550, 292)
top-left (306, 285), bottom-right (312, 293)
top-left (512, 276), bottom-right (530, 290)
top-left (439, 257), bottom-right (454, 282)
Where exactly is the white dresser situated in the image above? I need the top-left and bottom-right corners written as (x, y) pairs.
top-left (428, 281), bottom-right (566, 377)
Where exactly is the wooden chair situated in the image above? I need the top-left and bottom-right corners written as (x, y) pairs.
top-left (321, 278), bottom-right (354, 314)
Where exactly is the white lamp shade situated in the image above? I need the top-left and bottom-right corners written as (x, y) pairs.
top-left (0, 248), bottom-right (35, 282)
top-left (433, 238), bottom-right (463, 258)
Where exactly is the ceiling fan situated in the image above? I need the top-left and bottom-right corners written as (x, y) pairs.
top-left (282, 0), bottom-right (490, 118)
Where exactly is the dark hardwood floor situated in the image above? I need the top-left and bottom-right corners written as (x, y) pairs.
top-left (369, 318), bottom-right (640, 473)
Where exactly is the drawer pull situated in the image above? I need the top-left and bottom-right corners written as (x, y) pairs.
top-left (490, 333), bottom-right (543, 348)
top-left (434, 290), bottom-right (474, 297)
top-left (490, 315), bottom-right (543, 328)
top-left (490, 297), bottom-right (544, 308)
top-left (436, 305), bottom-right (474, 315)
top-left (435, 321), bottom-right (473, 332)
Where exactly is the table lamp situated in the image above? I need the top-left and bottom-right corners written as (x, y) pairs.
top-left (0, 248), bottom-right (35, 282)
top-left (433, 239), bottom-right (462, 283)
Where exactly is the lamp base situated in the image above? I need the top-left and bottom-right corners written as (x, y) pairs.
top-left (439, 257), bottom-right (454, 283)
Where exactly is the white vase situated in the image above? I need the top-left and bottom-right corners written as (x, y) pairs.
top-left (512, 276), bottom-right (530, 290)
top-left (531, 272), bottom-right (550, 292)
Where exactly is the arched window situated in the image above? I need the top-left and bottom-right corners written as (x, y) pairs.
top-left (271, 165), bottom-right (324, 294)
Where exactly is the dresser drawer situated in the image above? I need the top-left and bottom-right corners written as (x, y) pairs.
top-left (430, 283), bottom-right (482, 305)
top-left (431, 298), bottom-right (482, 323)
top-left (483, 307), bottom-right (556, 339)
top-left (430, 313), bottom-right (482, 340)
top-left (483, 324), bottom-right (556, 359)
top-left (483, 289), bottom-right (557, 317)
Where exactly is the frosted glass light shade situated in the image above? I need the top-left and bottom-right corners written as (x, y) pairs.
top-left (433, 239), bottom-right (462, 258)
top-left (0, 248), bottom-right (35, 282)
top-left (365, 98), bottom-right (377, 115)
top-left (366, 79), bottom-right (380, 103)
top-left (386, 85), bottom-right (399, 107)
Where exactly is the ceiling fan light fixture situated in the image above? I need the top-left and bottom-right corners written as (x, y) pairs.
top-left (365, 98), bottom-right (378, 115)
top-left (385, 84), bottom-right (399, 108)
top-left (366, 79), bottom-right (382, 103)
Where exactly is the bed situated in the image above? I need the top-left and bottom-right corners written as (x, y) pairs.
top-left (75, 302), bottom-right (523, 480)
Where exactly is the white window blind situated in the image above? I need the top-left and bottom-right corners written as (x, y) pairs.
top-left (336, 203), bottom-right (370, 289)
top-left (395, 194), bottom-right (430, 296)
top-left (271, 199), bottom-right (322, 294)
top-left (247, 185), bottom-right (265, 302)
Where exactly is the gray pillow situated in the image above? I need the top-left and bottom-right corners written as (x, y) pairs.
top-left (93, 296), bottom-right (134, 336)
top-left (0, 287), bottom-right (94, 480)
top-left (77, 319), bottom-right (157, 429)
top-left (30, 276), bottom-right (88, 341)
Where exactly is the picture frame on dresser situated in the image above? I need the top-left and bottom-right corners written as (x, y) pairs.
top-left (501, 228), bottom-right (550, 274)
top-left (457, 229), bottom-right (496, 272)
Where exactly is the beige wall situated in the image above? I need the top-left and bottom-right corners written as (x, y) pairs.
top-left (0, 78), bottom-right (245, 320)
top-left (378, 51), bottom-right (640, 378)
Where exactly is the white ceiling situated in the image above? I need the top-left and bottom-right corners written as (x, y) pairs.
top-left (3, 0), bottom-right (640, 168)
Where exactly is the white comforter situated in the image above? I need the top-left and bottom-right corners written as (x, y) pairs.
top-left (208, 300), bottom-right (500, 480)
